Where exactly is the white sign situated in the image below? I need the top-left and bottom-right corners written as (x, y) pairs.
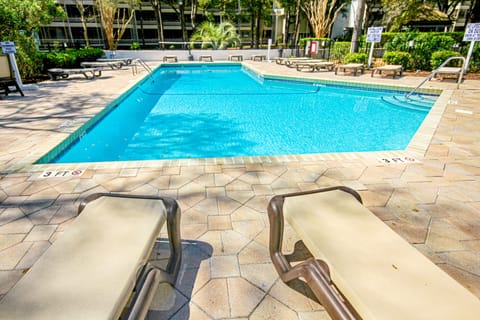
top-left (463, 23), bottom-right (480, 42)
top-left (366, 27), bottom-right (383, 43)
top-left (0, 41), bottom-right (17, 54)
top-left (39, 169), bottom-right (85, 179)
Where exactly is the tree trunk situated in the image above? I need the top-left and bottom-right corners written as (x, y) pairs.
top-left (255, 4), bottom-right (261, 48)
top-left (466, 0), bottom-right (479, 24)
top-left (250, 3), bottom-right (255, 47)
top-left (179, 2), bottom-right (187, 48)
top-left (139, 4), bottom-right (145, 46)
top-left (151, 0), bottom-right (165, 49)
top-left (76, 1), bottom-right (90, 47)
top-left (292, 0), bottom-right (301, 49)
top-left (190, 0), bottom-right (198, 32)
top-left (351, 0), bottom-right (366, 53)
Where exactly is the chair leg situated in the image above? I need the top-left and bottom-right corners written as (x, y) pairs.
top-left (163, 197), bottom-right (182, 284)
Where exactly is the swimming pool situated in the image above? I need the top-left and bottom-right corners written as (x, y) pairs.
top-left (37, 64), bottom-right (437, 164)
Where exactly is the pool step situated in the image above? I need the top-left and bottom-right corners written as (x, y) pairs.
top-left (398, 94), bottom-right (436, 107)
top-left (381, 95), bottom-right (434, 112)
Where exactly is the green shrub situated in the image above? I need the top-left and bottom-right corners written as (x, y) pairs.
top-left (330, 41), bottom-right (350, 61)
top-left (430, 50), bottom-right (462, 69)
top-left (383, 51), bottom-right (412, 69)
top-left (343, 52), bottom-right (367, 64)
top-left (11, 33), bottom-right (45, 80)
top-left (130, 42), bottom-right (141, 50)
top-left (38, 47), bottom-right (104, 70)
top-left (383, 33), bottom-right (458, 70)
top-left (378, 32), bottom-right (463, 49)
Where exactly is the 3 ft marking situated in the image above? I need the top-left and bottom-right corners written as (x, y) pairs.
top-left (377, 156), bottom-right (419, 164)
top-left (39, 170), bottom-right (85, 178)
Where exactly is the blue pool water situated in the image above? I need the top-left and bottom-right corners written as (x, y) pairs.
top-left (41, 64), bottom-right (437, 163)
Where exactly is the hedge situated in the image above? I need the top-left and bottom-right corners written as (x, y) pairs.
top-left (38, 48), bottom-right (104, 71)
top-left (383, 51), bottom-right (412, 69)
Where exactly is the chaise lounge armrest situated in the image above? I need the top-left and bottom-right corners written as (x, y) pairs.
top-left (268, 186), bottom-right (480, 320)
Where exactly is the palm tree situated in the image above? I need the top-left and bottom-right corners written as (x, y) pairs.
top-left (190, 21), bottom-right (240, 49)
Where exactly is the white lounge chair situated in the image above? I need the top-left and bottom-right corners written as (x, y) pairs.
top-left (0, 194), bottom-right (182, 320)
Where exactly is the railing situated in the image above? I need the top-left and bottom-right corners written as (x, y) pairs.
top-left (405, 56), bottom-right (466, 98)
top-left (133, 59), bottom-right (154, 82)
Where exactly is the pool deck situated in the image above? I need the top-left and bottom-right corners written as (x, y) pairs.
top-left (0, 61), bottom-right (479, 319)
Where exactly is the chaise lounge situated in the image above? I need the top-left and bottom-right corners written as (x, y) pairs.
top-left (335, 63), bottom-right (365, 76)
top-left (371, 64), bottom-right (403, 78)
top-left (0, 193), bottom-right (182, 320)
top-left (433, 66), bottom-right (463, 81)
top-left (296, 61), bottom-right (335, 72)
top-left (268, 186), bottom-right (480, 320)
top-left (47, 67), bottom-right (102, 80)
top-left (80, 61), bottom-right (124, 69)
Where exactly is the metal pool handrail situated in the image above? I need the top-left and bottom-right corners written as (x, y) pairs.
top-left (405, 56), bottom-right (466, 98)
top-left (133, 59), bottom-right (154, 82)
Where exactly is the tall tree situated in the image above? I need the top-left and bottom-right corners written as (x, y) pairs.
top-left (150, 0), bottom-right (165, 49)
top-left (96, 0), bottom-right (139, 50)
top-left (301, 0), bottom-right (349, 38)
top-left (0, 0), bottom-right (63, 39)
top-left (245, 0), bottom-right (270, 48)
top-left (75, 0), bottom-right (94, 47)
top-left (165, 0), bottom-right (188, 47)
top-left (0, 0), bottom-right (64, 78)
top-left (465, 0), bottom-right (479, 24)
top-left (350, 0), bottom-right (366, 52)
top-left (277, 0), bottom-right (298, 45)
top-left (431, 0), bottom-right (462, 20)
top-left (381, 0), bottom-right (452, 32)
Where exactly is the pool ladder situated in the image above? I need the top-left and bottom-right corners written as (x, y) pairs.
top-left (405, 56), bottom-right (465, 98)
top-left (133, 59), bottom-right (154, 82)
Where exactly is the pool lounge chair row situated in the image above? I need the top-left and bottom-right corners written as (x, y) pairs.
top-left (160, 54), bottom-right (265, 62)
top-left (47, 57), bottom-right (137, 81)
top-left (2, 186), bottom-right (480, 319)
top-left (276, 57), bottom-right (404, 77)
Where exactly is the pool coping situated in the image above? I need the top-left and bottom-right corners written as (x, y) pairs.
top-left (22, 62), bottom-right (450, 175)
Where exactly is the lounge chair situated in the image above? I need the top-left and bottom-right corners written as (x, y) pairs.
top-left (284, 58), bottom-right (320, 68)
top-left (268, 186), bottom-right (480, 320)
top-left (163, 55), bottom-right (178, 62)
top-left (371, 64), bottom-right (403, 78)
top-left (433, 67), bottom-right (463, 81)
top-left (199, 55), bottom-right (213, 62)
top-left (97, 57), bottom-right (134, 65)
top-left (276, 57), bottom-right (310, 65)
top-left (80, 61), bottom-right (124, 69)
top-left (296, 61), bottom-right (335, 72)
top-left (335, 63), bottom-right (365, 76)
top-left (228, 54), bottom-right (243, 61)
top-left (0, 193), bottom-right (182, 320)
top-left (47, 67), bottom-right (102, 80)
top-left (0, 55), bottom-right (24, 96)
top-left (251, 54), bottom-right (266, 61)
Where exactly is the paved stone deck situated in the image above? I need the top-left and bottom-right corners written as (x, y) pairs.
top-left (0, 61), bottom-right (479, 319)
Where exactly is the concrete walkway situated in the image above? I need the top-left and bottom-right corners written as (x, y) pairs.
top-left (0, 61), bottom-right (479, 319)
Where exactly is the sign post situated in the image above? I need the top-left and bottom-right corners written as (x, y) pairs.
top-left (267, 38), bottom-right (272, 62)
top-left (366, 27), bottom-right (383, 69)
top-left (463, 23), bottom-right (480, 73)
top-left (0, 41), bottom-right (23, 89)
